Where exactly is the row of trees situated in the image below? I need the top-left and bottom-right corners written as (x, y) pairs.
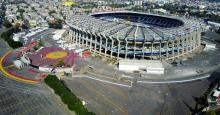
top-left (48, 19), bottom-right (63, 29)
top-left (1, 27), bottom-right (23, 49)
top-left (44, 75), bottom-right (95, 115)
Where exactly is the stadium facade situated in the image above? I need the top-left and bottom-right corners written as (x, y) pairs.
top-left (65, 11), bottom-right (205, 60)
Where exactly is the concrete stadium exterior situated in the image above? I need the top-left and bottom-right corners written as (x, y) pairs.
top-left (65, 11), bottom-right (205, 60)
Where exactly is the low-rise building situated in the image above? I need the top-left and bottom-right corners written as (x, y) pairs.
top-left (119, 60), bottom-right (164, 74)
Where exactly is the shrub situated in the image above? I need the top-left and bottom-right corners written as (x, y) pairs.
top-left (44, 75), bottom-right (95, 115)
top-left (0, 28), bottom-right (23, 49)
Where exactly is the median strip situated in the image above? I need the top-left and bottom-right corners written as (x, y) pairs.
top-left (44, 75), bottom-right (95, 115)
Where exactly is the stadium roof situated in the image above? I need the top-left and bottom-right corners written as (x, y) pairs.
top-left (67, 11), bottom-right (205, 42)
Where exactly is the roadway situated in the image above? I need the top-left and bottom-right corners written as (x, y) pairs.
top-left (63, 71), bottom-right (219, 115)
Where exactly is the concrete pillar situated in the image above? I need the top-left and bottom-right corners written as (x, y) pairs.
top-left (193, 32), bottom-right (196, 49)
top-left (166, 41), bottom-right (168, 59)
top-left (78, 31), bottom-right (80, 45)
top-left (142, 41), bottom-right (146, 59)
top-left (75, 30), bottom-right (77, 44)
top-left (99, 37), bottom-right (102, 55)
top-left (177, 39), bottom-right (180, 56)
top-left (151, 43), bottom-right (153, 60)
top-left (86, 32), bottom-right (88, 47)
top-left (78, 31), bottom-right (81, 46)
top-left (172, 40), bottom-right (175, 59)
top-left (198, 32), bottom-right (201, 47)
top-left (159, 42), bottom-right (161, 60)
top-left (82, 32), bottom-right (84, 46)
top-left (186, 37), bottom-right (189, 53)
top-left (117, 38), bottom-right (120, 60)
top-left (75, 30), bottom-right (78, 45)
top-left (110, 38), bottom-right (114, 59)
top-left (134, 41), bottom-right (136, 59)
top-left (89, 34), bottom-right (92, 51)
top-left (181, 37), bottom-right (185, 55)
top-left (72, 31), bottom-right (74, 43)
top-left (189, 36), bottom-right (192, 51)
top-left (105, 37), bottom-right (108, 57)
top-left (94, 35), bottom-right (97, 51)
top-left (125, 40), bottom-right (128, 59)
top-left (81, 31), bottom-right (84, 46)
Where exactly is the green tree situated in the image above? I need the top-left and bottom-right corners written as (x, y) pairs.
top-left (3, 20), bottom-right (12, 28)
top-left (44, 75), bottom-right (96, 115)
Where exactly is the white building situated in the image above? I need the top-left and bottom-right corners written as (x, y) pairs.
top-left (119, 60), bottom-right (164, 74)
top-left (52, 29), bottom-right (66, 40)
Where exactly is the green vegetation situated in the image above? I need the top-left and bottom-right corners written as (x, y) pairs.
top-left (216, 28), bottom-right (220, 34)
top-left (3, 20), bottom-right (12, 28)
top-left (109, 4), bottom-right (128, 8)
top-left (79, 2), bottom-right (98, 9)
top-left (17, 8), bottom-right (25, 14)
top-left (1, 27), bottom-right (23, 49)
top-left (57, 60), bottom-right (65, 67)
top-left (31, 7), bottom-right (36, 11)
top-left (204, 110), bottom-right (216, 115)
top-left (33, 39), bottom-right (44, 51)
top-left (49, 10), bottom-right (56, 15)
top-left (44, 75), bottom-right (95, 115)
top-left (84, 10), bottom-right (92, 15)
top-left (48, 19), bottom-right (63, 29)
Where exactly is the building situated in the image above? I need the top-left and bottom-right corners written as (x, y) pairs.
top-left (65, 11), bottom-right (205, 60)
top-left (118, 60), bottom-right (164, 74)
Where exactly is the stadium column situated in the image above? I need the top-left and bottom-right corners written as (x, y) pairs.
top-left (172, 40), bottom-right (175, 60)
top-left (79, 30), bottom-right (83, 46)
top-left (134, 26), bottom-right (138, 60)
top-left (74, 30), bottom-right (77, 43)
top-left (110, 37), bottom-right (114, 59)
top-left (151, 43), bottom-right (154, 60)
top-left (125, 39), bottom-right (128, 59)
top-left (99, 37), bottom-right (102, 56)
top-left (94, 35), bottom-right (97, 52)
top-left (82, 32), bottom-right (85, 46)
top-left (117, 38), bottom-right (120, 60)
top-left (186, 37), bottom-right (189, 53)
top-left (85, 32), bottom-right (88, 47)
top-left (105, 37), bottom-right (108, 57)
top-left (78, 31), bottom-right (81, 46)
top-left (190, 36), bottom-right (193, 51)
top-left (166, 41), bottom-right (168, 59)
top-left (89, 34), bottom-right (92, 51)
top-left (70, 30), bottom-right (73, 42)
top-left (76, 30), bottom-right (79, 45)
top-left (71, 30), bottom-right (74, 43)
top-left (142, 39), bottom-right (146, 59)
top-left (80, 31), bottom-right (83, 46)
top-left (193, 31), bottom-right (196, 50)
top-left (73, 29), bottom-right (76, 44)
top-left (181, 37), bottom-right (185, 55)
top-left (197, 31), bottom-right (201, 47)
top-left (159, 42), bottom-right (161, 60)
top-left (74, 29), bottom-right (77, 44)
top-left (72, 31), bottom-right (75, 43)
top-left (177, 38), bottom-right (180, 57)
top-left (67, 30), bottom-right (71, 42)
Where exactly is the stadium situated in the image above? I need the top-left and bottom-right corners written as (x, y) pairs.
top-left (66, 11), bottom-right (205, 60)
